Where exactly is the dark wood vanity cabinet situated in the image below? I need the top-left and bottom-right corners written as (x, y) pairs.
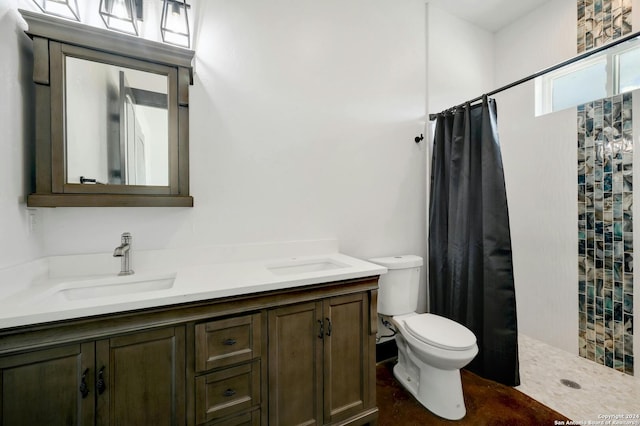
top-left (268, 293), bottom-right (373, 426)
top-left (95, 327), bottom-right (186, 426)
top-left (0, 343), bottom-right (95, 425)
top-left (0, 327), bottom-right (185, 426)
top-left (0, 277), bottom-right (379, 426)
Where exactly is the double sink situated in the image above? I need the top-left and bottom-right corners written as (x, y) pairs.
top-left (0, 250), bottom-right (386, 329)
top-left (34, 258), bottom-right (349, 302)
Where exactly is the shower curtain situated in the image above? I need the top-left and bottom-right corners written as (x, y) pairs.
top-left (428, 96), bottom-right (520, 386)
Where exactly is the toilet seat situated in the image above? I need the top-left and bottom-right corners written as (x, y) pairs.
top-left (403, 313), bottom-right (476, 351)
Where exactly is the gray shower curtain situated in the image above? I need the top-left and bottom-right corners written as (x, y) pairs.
top-left (428, 96), bottom-right (520, 386)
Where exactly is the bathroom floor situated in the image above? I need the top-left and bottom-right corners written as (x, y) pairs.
top-left (516, 334), bottom-right (640, 421)
top-left (376, 333), bottom-right (640, 424)
top-left (376, 360), bottom-right (569, 425)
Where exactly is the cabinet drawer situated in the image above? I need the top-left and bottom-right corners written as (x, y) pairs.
top-left (196, 313), bottom-right (262, 372)
top-left (204, 409), bottom-right (260, 426)
top-left (195, 361), bottom-right (261, 424)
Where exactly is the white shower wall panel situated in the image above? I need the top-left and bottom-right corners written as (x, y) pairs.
top-left (495, 85), bottom-right (579, 354)
top-left (494, 0), bottom-right (580, 355)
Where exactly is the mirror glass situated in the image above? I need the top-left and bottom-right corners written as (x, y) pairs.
top-left (65, 56), bottom-right (169, 186)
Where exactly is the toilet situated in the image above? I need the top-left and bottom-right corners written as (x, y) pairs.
top-left (368, 255), bottom-right (478, 421)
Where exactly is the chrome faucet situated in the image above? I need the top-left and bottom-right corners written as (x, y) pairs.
top-left (113, 232), bottom-right (134, 276)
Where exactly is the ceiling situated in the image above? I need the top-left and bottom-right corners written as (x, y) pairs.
top-left (428, 0), bottom-right (552, 32)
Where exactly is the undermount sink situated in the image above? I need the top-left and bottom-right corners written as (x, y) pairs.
top-left (45, 272), bottom-right (176, 302)
top-left (267, 258), bottom-right (348, 276)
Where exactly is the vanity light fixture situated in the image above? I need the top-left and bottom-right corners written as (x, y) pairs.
top-left (160, 0), bottom-right (191, 48)
top-left (99, 0), bottom-right (140, 36)
top-left (31, 0), bottom-right (80, 21)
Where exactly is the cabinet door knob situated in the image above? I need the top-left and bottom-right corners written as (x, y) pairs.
top-left (97, 366), bottom-right (106, 395)
top-left (223, 388), bottom-right (236, 397)
top-left (79, 368), bottom-right (90, 399)
top-left (325, 318), bottom-right (332, 337)
top-left (223, 338), bottom-right (237, 346)
top-left (317, 319), bottom-right (324, 338)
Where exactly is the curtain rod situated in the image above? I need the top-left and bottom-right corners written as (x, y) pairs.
top-left (428, 29), bottom-right (640, 121)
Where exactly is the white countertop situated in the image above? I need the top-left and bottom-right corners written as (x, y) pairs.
top-left (0, 252), bottom-right (386, 329)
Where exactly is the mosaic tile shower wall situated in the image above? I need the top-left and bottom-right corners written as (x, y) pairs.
top-left (578, 94), bottom-right (634, 375)
top-left (577, 0), bottom-right (632, 53)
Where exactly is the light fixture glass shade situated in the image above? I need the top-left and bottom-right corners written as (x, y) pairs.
top-left (31, 0), bottom-right (80, 21)
top-left (161, 0), bottom-right (191, 48)
top-left (99, 0), bottom-right (139, 36)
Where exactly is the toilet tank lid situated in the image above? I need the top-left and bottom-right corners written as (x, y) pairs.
top-left (404, 314), bottom-right (477, 350)
top-left (368, 255), bottom-right (423, 269)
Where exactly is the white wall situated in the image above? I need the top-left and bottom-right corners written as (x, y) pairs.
top-left (1, 0), bottom-right (427, 302)
top-left (426, 4), bottom-right (495, 114)
top-left (187, 0), bottom-right (426, 252)
top-left (493, 0), bottom-right (579, 354)
top-left (497, 86), bottom-right (579, 353)
top-left (494, 0), bottom-right (576, 87)
top-left (0, 2), bottom-right (42, 269)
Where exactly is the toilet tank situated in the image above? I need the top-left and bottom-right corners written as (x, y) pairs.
top-left (368, 255), bottom-right (423, 316)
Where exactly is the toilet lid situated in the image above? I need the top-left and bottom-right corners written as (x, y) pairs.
top-left (403, 314), bottom-right (476, 351)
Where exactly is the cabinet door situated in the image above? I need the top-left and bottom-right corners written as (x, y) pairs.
top-left (323, 293), bottom-right (370, 424)
top-left (0, 343), bottom-right (95, 426)
top-left (95, 326), bottom-right (186, 426)
top-left (268, 302), bottom-right (323, 426)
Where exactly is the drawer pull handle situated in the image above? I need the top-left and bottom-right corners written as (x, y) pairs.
top-left (80, 368), bottom-right (90, 398)
top-left (224, 388), bottom-right (236, 397)
top-left (223, 338), bottom-right (237, 346)
top-left (317, 319), bottom-right (324, 338)
top-left (326, 318), bottom-right (332, 336)
top-left (97, 366), bottom-right (106, 395)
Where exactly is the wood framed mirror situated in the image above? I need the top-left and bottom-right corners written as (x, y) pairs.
top-left (20, 9), bottom-right (195, 207)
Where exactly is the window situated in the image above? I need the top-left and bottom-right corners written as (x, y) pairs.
top-left (617, 46), bottom-right (640, 93)
top-left (535, 36), bottom-right (640, 116)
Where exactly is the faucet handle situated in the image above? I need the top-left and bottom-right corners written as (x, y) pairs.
top-left (121, 232), bottom-right (132, 242)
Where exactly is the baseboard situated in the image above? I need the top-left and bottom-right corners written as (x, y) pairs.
top-left (376, 339), bottom-right (398, 363)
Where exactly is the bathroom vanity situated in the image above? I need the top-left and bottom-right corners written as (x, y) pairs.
top-left (0, 252), bottom-right (384, 426)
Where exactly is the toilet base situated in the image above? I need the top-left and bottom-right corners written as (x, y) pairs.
top-left (393, 355), bottom-right (467, 420)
